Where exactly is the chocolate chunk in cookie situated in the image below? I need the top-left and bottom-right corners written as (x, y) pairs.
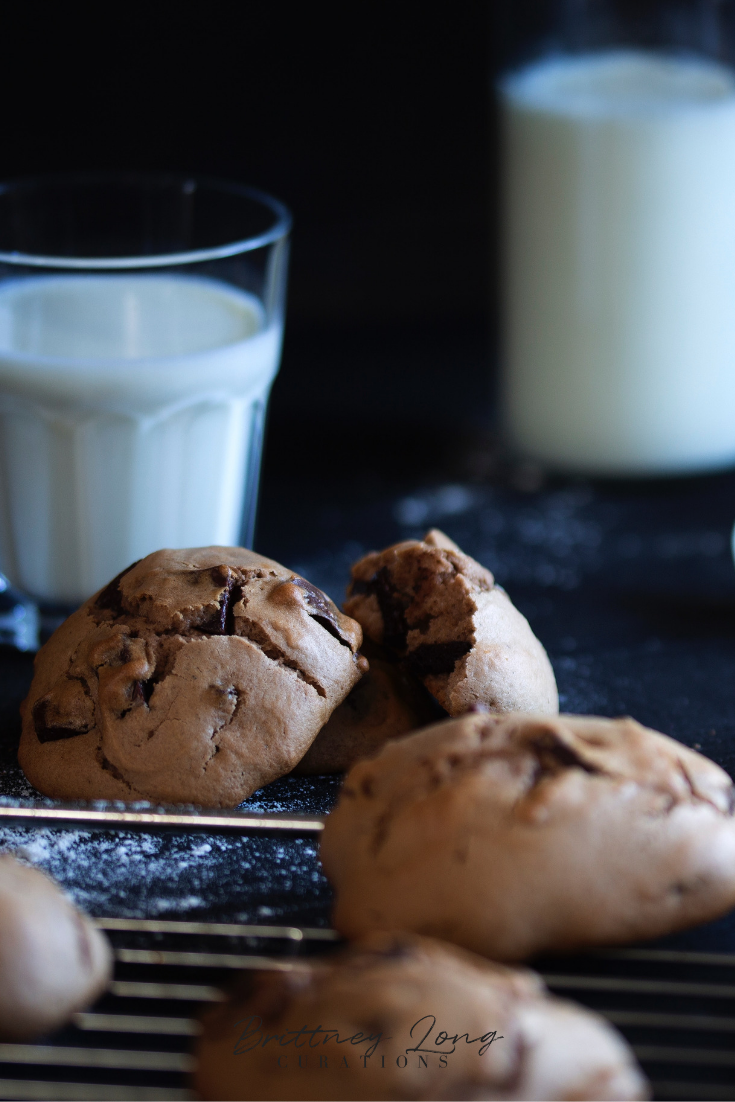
top-left (0, 856), bottom-right (111, 1040)
top-left (19, 546), bottom-right (365, 807)
top-left (345, 529), bottom-right (558, 715)
top-left (321, 713), bottom-right (735, 960)
top-left (194, 931), bottom-right (646, 1101)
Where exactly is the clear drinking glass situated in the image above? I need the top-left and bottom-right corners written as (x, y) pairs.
top-left (0, 173), bottom-right (291, 606)
top-left (498, 0), bottom-right (735, 475)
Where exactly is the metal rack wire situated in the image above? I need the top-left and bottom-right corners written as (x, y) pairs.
top-left (0, 919), bottom-right (732, 1101)
top-left (0, 800), bottom-right (732, 1099)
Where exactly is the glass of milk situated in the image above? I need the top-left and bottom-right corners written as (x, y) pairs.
top-left (498, 0), bottom-right (735, 475)
top-left (0, 174), bottom-right (290, 605)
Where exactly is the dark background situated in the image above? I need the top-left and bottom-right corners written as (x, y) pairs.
top-left (0, 6), bottom-right (508, 499)
top-left (10, 2), bottom-right (681, 496)
top-left (2, 4), bottom-right (726, 501)
top-left (2, 8), bottom-right (494, 330)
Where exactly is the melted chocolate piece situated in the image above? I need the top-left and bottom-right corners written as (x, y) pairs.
top-left (529, 732), bottom-right (601, 779)
top-left (224, 584), bottom-right (242, 635)
top-left (33, 698), bottom-right (91, 744)
top-left (131, 680), bottom-right (154, 706)
top-left (94, 560), bottom-right (142, 617)
top-left (351, 568), bottom-right (409, 652)
top-left (405, 640), bottom-right (472, 678)
top-left (199, 569), bottom-right (237, 635)
top-left (292, 577), bottom-right (353, 650)
top-left (292, 576), bottom-right (333, 618)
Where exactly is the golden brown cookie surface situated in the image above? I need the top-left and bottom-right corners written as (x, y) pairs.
top-left (0, 855), bottom-right (112, 1040)
top-left (344, 529), bottom-right (558, 715)
top-left (321, 713), bottom-right (735, 960)
top-left (194, 932), bottom-right (647, 1101)
top-left (19, 547), bottom-right (365, 806)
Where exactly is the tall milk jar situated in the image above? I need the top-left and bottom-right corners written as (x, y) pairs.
top-left (0, 176), bottom-right (291, 605)
top-left (498, 1), bottom-right (735, 475)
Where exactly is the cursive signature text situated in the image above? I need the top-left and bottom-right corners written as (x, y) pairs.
top-left (234, 1016), bottom-right (385, 1058)
top-left (407, 1015), bottom-right (503, 1057)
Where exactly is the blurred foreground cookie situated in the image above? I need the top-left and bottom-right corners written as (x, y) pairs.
top-left (0, 855), bottom-right (111, 1039)
top-left (20, 547), bottom-right (364, 806)
top-left (195, 932), bottom-right (645, 1101)
top-left (321, 713), bottom-right (735, 960)
top-left (295, 641), bottom-right (443, 774)
top-left (344, 529), bottom-right (558, 715)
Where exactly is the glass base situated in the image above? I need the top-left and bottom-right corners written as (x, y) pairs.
top-left (0, 576), bottom-right (40, 652)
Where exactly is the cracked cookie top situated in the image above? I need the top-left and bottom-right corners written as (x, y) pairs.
top-left (344, 529), bottom-right (558, 715)
top-left (19, 546), bottom-right (365, 807)
top-left (194, 930), bottom-right (646, 1102)
top-left (321, 712), bottom-right (735, 960)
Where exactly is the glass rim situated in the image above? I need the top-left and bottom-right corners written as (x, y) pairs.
top-left (0, 171), bottom-right (292, 271)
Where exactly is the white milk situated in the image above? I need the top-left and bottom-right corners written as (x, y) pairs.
top-left (500, 50), bottom-right (735, 474)
top-left (0, 274), bottom-right (283, 602)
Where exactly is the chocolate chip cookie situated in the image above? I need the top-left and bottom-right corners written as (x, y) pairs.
top-left (19, 547), bottom-right (365, 806)
top-left (344, 529), bottom-right (558, 715)
top-left (194, 931), bottom-right (646, 1101)
top-left (294, 640), bottom-right (444, 774)
top-left (0, 855), bottom-right (112, 1040)
top-left (321, 713), bottom-right (735, 960)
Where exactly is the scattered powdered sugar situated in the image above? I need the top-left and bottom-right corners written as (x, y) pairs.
top-left (393, 485), bottom-right (478, 528)
top-left (0, 823), bottom-right (333, 925)
top-left (411, 486), bottom-right (608, 591)
top-left (0, 773), bottom-right (342, 925)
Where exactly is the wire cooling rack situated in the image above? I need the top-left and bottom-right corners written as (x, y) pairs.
top-left (0, 914), bottom-right (732, 1100)
top-left (0, 800), bottom-right (326, 836)
top-left (0, 791), bottom-right (732, 1100)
